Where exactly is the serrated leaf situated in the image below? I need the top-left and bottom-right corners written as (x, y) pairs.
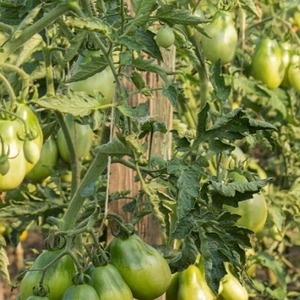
top-left (97, 136), bottom-right (132, 156)
top-left (156, 5), bottom-right (208, 25)
top-left (63, 31), bottom-right (87, 64)
top-left (67, 56), bottom-right (108, 82)
top-left (64, 16), bottom-right (110, 35)
top-left (130, 0), bottom-right (157, 17)
top-left (172, 215), bottom-right (195, 239)
top-left (194, 102), bottom-right (210, 144)
top-left (33, 92), bottom-right (112, 117)
top-left (162, 84), bottom-right (179, 107)
top-left (132, 57), bottom-right (168, 82)
top-left (0, 236), bottom-right (10, 285)
top-left (240, 0), bottom-right (261, 17)
top-left (211, 60), bottom-right (231, 102)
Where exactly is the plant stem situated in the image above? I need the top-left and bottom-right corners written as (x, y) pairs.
top-left (0, 73), bottom-right (17, 103)
top-left (61, 151), bottom-right (109, 230)
top-left (0, 3), bottom-right (73, 63)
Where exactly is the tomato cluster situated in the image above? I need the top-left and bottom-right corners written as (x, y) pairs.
top-left (251, 37), bottom-right (300, 91)
top-left (166, 259), bottom-right (248, 300)
top-left (0, 103), bottom-right (43, 191)
top-left (18, 234), bottom-right (172, 300)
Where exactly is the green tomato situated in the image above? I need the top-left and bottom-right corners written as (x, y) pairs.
top-left (156, 27), bottom-right (175, 49)
top-left (0, 120), bottom-right (27, 191)
top-left (288, 55), bottom-right (300, 92)
top-left (25, 137), bottom-right (58, 183)
top-left (166, 273), bottom-right (180, 300)
top-left (223, 172), bottom-right (268, 233)
top-left (251, 38), bottom-right (285, 89)
top-left (14, 104), bottom-right (43, 173)
top-left (218, 264), bottom-right (248, 300)
top-left (19, 250), bottom-right (75, 300)
top-left (200, 11), bottom-right (238, 64)
top-left (109, 234), bottom-right (172, 300)
top-left (89, 264), bottom-right (133, 300)
top-left (177, 265), bottom-right (216, 300)
top-left (69, 50), bottom-right (115, 105)
top-left (56, 114), bottom-right (94, 163)
top-left (280, 42), bottom-right (292, 88)
top-left (62, 284), bottom-right (99, 300)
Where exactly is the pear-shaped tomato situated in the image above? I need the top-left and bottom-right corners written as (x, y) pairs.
top-left (19, 250), bottom-right (75, 300)
top-left (223, 172), bottom-right (268, 233)
top-left (177, 265), bottom-right (216, 300)
top-left (218, 263), bottom-right (248, 300)
top-left (62, 284), bottom-right (100, 300)
top-left (200, 11), bottom-right (238, 64)
top-left (109, 234), bottom-right (172, 300)
top-left (251, 38), bottom-right (285, 89)
top-left (25, 137), bottom-right (58, 182)
top-left (56, 114), bottom-right (94, 163)
top-left (89, 264), bottom-right (133, 300)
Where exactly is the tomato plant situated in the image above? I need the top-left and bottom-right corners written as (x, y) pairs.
top-left (0, 0), bottom-right (299, 300)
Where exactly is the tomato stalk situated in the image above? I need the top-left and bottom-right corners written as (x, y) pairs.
top-left (0, 2), bottom-right (78, 63)
top-left (42, 48), bottom-right (56, 96)
top-left (0, 73), bottom-right (17, 104)
top-left (0, 63), bottom-right (30, 101)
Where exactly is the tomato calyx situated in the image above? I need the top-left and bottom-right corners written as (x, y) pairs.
top-left (32, 282), bottom-right (50, 298)
top-left (91, 247), bottom-right (110, 267)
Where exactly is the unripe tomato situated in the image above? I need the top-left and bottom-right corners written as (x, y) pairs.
top-left (200, 11), bottom-right (238, 64)
top-left (26, 137), bottom-right (58, 183)
top-left (287, 55), bottom-right (300, 92)
top-left (15, 104), bottom-right (43, 173)
top-left (156, 27), bottom-right (175, 49)
top-left (62, 284), bottom-right (100, 300)
top-left (0, 120), bottom-right (27, 191)
top-left (251, 38), bottom-right (285, 89)
top-left (223, 172), bottom-right (268, 233)
top-left (177, 265), bottom-right (216, 300)
top-left (19, 250), bottom-right (75, 300)
top-left (218, 263), bottom-right (248, 300)
top-left (89, 264), bottom-right (133, 300)
top-left (280, 42), bottom-right (292, 87)
top-left (109, 234), bottom-right (172, 300)
top-left (69, 51), bottom-right (115, 104)
top-left (56, 114), bottom-right (94, 163)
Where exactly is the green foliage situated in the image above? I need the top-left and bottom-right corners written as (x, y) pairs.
top-left (0, 0), bottom-right (299, 299)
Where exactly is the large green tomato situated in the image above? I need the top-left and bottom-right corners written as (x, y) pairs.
top-left (89, 264), bottom-right (133, 300)
top-left (62, 284), bottom-right (100, 300)
top-left (14, 104), bottom-right (43, 173)
top-left (218, 264), bottom-right (248, 300)
top-left (223, 172), bottom-right (268, 233)
top-left (0, 120), bottom-right (27, 191)
top-left (25, 137), bottom-right (58, 183)
top-left (280, 42), bottom-right (292, 87)
top-left (200, 11), bottom-right (238, 65)
top-left (288, 55), bottom-right (300, 92)
top-left (251, 38), bottom-right (285, 89)
top-left (19, 250), bottom-right (75, 300)
top-left (56, 114), bottom-right (94, 163)
top-left (109, 234), bottom-right (172, 300)
top-left (69, 51), bottom-right (115, 104)
top-left (177, 265), bottom-right (216, 300)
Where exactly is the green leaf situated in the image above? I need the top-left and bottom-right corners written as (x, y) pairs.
top-left (156, 5), bottom-right (208, 25)
top-left (240, 0), bottom-right (261, 17)
top-left (132, 57), bottom-right (168, 82)
top-left (96, 136), bottom-right (132, 156)
top-left (64, 16), bottom-right (111, 35)
top-left (67, 56), bottom-right (108, 82)
top-left (0, 235), bottom-right (10, 285)
top-left (172, 215), bottom-right (195, 239)
top-left (163, 83), bottom-right (180, 107)
top-left (194, 102), bottom-right (210, 144)
top-left (211, 60), bottom-right (231, 102)
top-left (130, 0), bottom-right (157, 17)
top-left (33, 92), bottom-right (111, 117)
